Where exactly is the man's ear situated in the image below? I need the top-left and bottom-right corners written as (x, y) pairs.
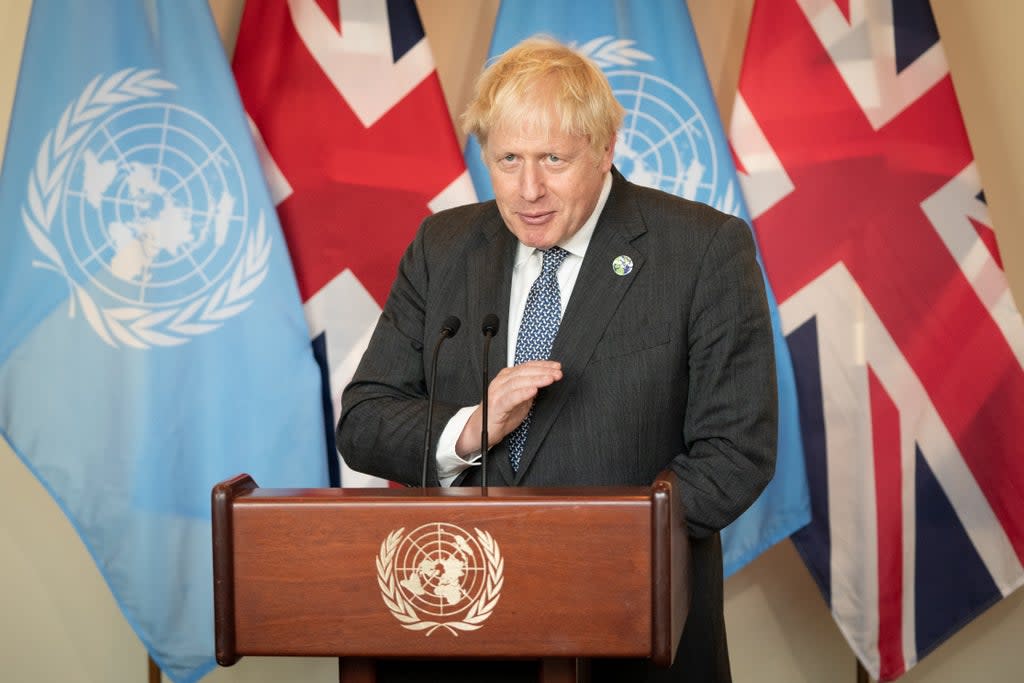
top-left (601, 133), bottom-right (617, 172)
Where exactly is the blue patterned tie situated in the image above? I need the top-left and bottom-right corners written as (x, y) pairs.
top-left (507, 246), bottom-right (569, 471)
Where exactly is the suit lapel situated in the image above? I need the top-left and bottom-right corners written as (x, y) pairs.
top-left (513, 172), bottom-right (647, 482)
top-left (463, 206), bottom-right (517, 485)
top-left (464, 207), bottom-right (514, 374)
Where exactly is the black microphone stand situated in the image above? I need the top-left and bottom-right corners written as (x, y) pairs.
top-left (421, 316), bottom-right (461, 488)
top-left (480, 314), bottom-right (500, 490)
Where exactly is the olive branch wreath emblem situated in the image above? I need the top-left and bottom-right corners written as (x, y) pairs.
top-left (377, 527), bottom-right (504, 636)
top-left (575, 36), bottom-right (742, 218)
top-left (21, 67), bottom-right (270, 349)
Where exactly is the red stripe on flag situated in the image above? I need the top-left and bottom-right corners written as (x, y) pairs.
top-left (314, 0), bottom-right (340, 31)
top-left (837, 0), bottom-right (852, 24)
top-left (968, 216), bottom-right (1004, 269)
top-left (870, 368), bottom-right (905, 680)
top-left (730, 141), bottom-right (747, 176)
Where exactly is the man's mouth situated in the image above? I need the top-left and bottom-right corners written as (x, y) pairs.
top-left (517, 211), bottom-right (554, 225)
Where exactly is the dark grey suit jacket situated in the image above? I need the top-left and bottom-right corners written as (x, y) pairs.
top-left (337, 169), bottom-right (777, 682)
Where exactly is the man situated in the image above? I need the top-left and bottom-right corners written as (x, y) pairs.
top-left (337, 37), bottom-right (777, 682)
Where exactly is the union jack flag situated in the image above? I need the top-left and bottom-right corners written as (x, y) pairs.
top-left (731, 1), bottom-right (1024, 679)
top-left (232, 0), bottom-right (476, 486)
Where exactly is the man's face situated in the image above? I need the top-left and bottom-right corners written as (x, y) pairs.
top-left (485, 120), bottom-right (614, 250)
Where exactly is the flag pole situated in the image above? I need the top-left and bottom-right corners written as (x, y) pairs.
top-left (148, 655), bottom-right (161, 683)
top-left (856, 658), bottom-right (871, 683)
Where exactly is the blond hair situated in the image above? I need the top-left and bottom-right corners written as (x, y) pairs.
top-left (462, 36), bottom-right (624, 158)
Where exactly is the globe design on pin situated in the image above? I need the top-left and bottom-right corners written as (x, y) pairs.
top-left (607, 70), bottom-right (719, 205)
top-left (394, 523), bottom-right (488, 617)
top-left (63, 103), bottom-right (248, 307)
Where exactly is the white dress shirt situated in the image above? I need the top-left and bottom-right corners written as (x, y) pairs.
top-left (435, 172), bottom-right (613, 485)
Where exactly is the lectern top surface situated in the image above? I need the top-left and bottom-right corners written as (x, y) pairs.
top-left (238, 484), bottom-right (655, 503)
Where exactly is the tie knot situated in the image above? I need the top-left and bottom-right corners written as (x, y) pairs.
top-left (541, 246), bottom-right (569, 275)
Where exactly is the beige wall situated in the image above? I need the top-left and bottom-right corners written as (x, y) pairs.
top-left (2, 1), bottom-right (1023, 681)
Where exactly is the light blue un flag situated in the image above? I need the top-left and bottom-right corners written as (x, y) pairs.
top-left (465, 0), bottom-right (810, 577)
top-left (0, 2), bottom-right (328, 682)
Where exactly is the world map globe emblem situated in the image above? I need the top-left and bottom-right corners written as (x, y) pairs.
top-left (62, 103), bottom-right (249, 307)
top-left (22, 69), bottom-right (270, 348)
top-left (378, 523), bottom-right (503, 634)
top-left (607, 70), bottom-right (720, 206)
top-left (393, 523), bottom-right (488, 618)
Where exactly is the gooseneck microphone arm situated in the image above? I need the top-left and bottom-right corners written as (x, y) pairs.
top-left (421, 316), bottom-right (461, 488)
top-left (480, 314), bottom-right (500, 489)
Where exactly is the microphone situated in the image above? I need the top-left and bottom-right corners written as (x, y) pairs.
top-left (421, 315), bottom-right (461, 487)
top-left (480, 314), bottom-right (500, 489)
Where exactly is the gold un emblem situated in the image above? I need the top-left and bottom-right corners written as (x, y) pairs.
top-left (377, 523), bottom-right (504, 635)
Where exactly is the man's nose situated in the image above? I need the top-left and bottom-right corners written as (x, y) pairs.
top-left (519, 163), bottom-right (545, 201)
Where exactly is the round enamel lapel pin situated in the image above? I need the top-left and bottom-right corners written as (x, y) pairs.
top-left (612, 254), bottom-right (634, 276)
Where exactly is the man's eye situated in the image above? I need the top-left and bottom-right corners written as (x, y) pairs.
top-left (547, 154), bottom-right (561, 162)
top-left (503, 154), bottom-right (516, 162)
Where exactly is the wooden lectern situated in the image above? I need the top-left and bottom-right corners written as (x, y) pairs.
top-left (212, 470), bottom-right (691, 682)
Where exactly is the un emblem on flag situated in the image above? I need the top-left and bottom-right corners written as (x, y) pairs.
top-left (377, 523), bottom-right (504, 635)
top-left (577, 37), bottom-right (740, 216)
top-left (21, 69), bottom-right (271, 349)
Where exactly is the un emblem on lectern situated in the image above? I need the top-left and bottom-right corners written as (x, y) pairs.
top-left (376, 523), bottom-right (504, 635)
